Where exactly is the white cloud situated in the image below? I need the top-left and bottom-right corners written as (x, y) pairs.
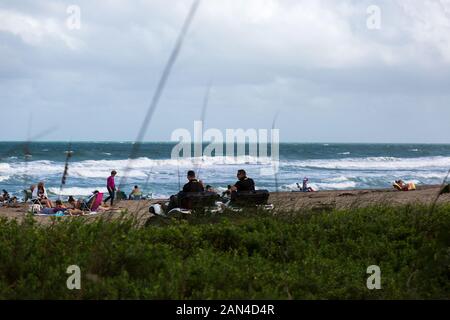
top-left (0, 8), bottom-right (82, 49)
top-left (1, 0), bottom-right (450, 142)
top-left (398, 0), bottom-right (450, 63)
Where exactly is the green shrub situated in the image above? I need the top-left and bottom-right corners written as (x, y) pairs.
top-left (0, 204), bottom-right (448, 299)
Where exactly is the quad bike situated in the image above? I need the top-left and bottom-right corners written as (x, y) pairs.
top-left (149, 190), bottom-right (274, 218)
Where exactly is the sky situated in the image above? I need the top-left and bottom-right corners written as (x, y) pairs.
top-left (1, 0), bottom-right (450, 143)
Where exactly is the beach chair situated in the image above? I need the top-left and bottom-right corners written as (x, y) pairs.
top-left (129, 193), bottom-right (144, 201)
top-left (30, 196), bottom-right (46, 212)
top-left (23, 189), bottom-right (33, 203)
top-left (83, 192), bottom-right (104, 214)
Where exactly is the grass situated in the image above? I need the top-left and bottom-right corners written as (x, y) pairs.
top-left (0, 204), bottom-right (449, 299)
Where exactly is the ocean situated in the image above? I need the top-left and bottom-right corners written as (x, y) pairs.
top-left (1, 142), bottom-right (450, 199)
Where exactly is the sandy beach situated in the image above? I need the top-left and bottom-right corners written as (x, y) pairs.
top-left (1, 185), bottom-right (449, 225)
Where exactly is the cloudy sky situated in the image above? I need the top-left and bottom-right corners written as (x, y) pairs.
top-left (1, 0), bottom-right (450, 143)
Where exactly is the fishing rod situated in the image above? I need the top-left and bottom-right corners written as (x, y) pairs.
top-left (429, 167), bottom-right (450, 215)
top-left (22, 115), bottom-right (33, 192)
top-left (58, 142), bottom-right (73, 201)
top-left (271, 111), bottom-right (280, 194)
top-left (195, 80), bottom-right (212, 182)
top-left (177, 159), bottom-right (181, 191)
top-left (132, 166), bottom-right (154, 216)
top-left (119, 0), bottom-right (202, 193)
top-left (16, 122), bottom-right (58, 194)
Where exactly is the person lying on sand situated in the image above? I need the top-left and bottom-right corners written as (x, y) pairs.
top-left (393, 180), bottom-right (416, 191)
top-left (0, 190), bottom-right (19, 207)
top-left (64, 193), bottom-right (102, 215)
top-left (37, 199), bottom-right (68, 215)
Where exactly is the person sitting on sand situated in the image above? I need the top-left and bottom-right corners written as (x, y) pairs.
top-left (32, 182), bottom-right (53, 208)
top-left (6, 196), bottom-right (18, 207)
top-left (230, 169), bottom-right (255, 192)
top-left (222, 185), bottom-right (233, 198)
top-left (68, 196), bottom-right (76, 208)
top-left (205, 185), bottom-right (216, 193)
top-left (1, 189), bottom-right (10, 202)
top-left (129, 185), bottom-right (143, 200)
top-left (23, 185), bottom-right (35, 202)
top-left (301, 177), bottom-right (315, 192)
top-left (183, 170), bottom-right (204, 193)
top-left (0, 190), bottom-right (18, 207)
top-left (165, 171), bottom-right (204, 211)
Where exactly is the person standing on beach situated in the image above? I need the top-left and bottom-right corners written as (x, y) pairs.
top-left (104, 170), bottom-right (117, 206)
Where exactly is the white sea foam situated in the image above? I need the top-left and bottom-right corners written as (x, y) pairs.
top-left (0, 163), bottom-right (12, 172)
top-left (1, 155), bottom-right (449, 192)
top-left (47, 187), bottom-right (108, 197)
top-left (0, 156), bottom-right (276, 178)
top-left (281, 178), bottom-right (357, 191)
top-left (288, 156), bottom-right (450, 171)
top-left (313, 180), bottom-right (357, 190)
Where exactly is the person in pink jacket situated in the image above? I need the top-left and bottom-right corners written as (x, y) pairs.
top-left (104, 170), bottom-right (117, 206)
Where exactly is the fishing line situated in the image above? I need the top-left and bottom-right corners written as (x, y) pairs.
top-left (271, 111), bottom-right (280, 194)
top-left (119, 0), bottom-right (202, 193)
top-left (58, 142), bottom-right (73, 201)
top-left (195, 80), bottom-right (212, 181)
top-left (429, 167), bottom-right (450, 215)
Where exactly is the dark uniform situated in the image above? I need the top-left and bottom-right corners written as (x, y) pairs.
top-left (166, 179), bottom-right (204, 210)
top-left (183, 179), bottom-right (204, 193)
top-left (234, 177), bottom-right (255, 192)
